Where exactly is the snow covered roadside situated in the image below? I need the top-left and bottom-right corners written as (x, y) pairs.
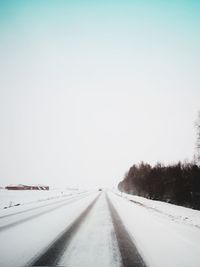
top-left (112, 190), bottom-right (200, 229)
top-left (0, 188), bottom-right (86, 211)
top-left (108, 191), bottom-right (200, 267)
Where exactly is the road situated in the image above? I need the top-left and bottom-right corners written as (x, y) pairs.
top-left (0, 190), bottom-right (200, 267)
top-left (0, 191), bottom-right (145, 267)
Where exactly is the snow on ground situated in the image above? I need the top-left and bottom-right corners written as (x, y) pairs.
top-left (108, 191), bottom-right (200, 267)
top-left (0, 191), bottom-right (98, 267)
top-left (1, 188), bottom-right (200, 267)
top-left (0, 188), bottom-right (85, 210)
top-left (59, 193), bottom-right (122, 267)
top-left (113, 190), bottom-right (200, 229)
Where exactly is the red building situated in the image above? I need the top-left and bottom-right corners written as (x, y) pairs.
top-left (5, 184), bottom-right (49, 190)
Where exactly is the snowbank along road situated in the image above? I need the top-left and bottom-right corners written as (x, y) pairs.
top-left (0, 189), bottom-right (200, 267)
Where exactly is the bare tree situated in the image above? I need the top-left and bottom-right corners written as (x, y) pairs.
top-left (195, 111), bottom-right (200, 164)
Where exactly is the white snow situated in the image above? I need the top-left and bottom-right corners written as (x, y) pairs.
top-left (0, 188), bottom-right (85, 210)
top-left (1, 188), bottom-right (200, 267)
top-left (59, 193), bottom-right (122, 267)
top-left (0, 191), bottom-right (98, 267)
top-left (108, 191), bottom-right (200, 267)
top-left (113, 190), bottom-right (200, 229)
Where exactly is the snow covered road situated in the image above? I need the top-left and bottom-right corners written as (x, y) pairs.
top-left (0, 191), bottom-right (99, 267)
top-left (0, 190), bottom-right (200, 267)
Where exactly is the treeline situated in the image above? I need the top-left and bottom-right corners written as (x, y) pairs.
top-left (118, 162), bottom-right (200, 210)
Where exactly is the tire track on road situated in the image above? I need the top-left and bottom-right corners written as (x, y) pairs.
top-left (106, 194), bottom-right (146, 267)
top-left (0, 193), bottom-right (94, 232)
top-left (29, 193), bottom-right (101, 266)
top-left (0, 192), bottom-right (90, 219)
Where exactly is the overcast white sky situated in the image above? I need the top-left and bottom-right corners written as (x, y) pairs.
top-left (0, 0), bottom-right (200, 188)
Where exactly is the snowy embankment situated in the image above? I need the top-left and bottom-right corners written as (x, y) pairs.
top-left (109, 190), bottom-right (200, 267)
top-left (113, 190), bottom-right (200, 228)
top-left (0, 188), bottom-right (86, 210)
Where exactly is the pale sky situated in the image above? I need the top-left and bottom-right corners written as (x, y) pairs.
top-left (0, 0), bottom-right (200, 188)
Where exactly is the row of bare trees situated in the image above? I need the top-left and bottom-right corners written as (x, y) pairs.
top-left (118, 112), bottom-right (200, 210)
top-left (118, 162), bottom-right (200, 209)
